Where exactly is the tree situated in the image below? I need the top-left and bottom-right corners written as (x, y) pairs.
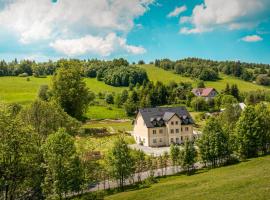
top-left (105, 93), bottom-right (114, 104)
top-left (42, 129), bottom-right (84, 199)
top-left (180, 140), bottom-right (197, 173)
top-left (198, 117), bottom-right (230, 167)
top-left (230, 84), bottom-right (240, 100)
top-left (255, 103), bottom-right (270, 155)
top-left (20, 100), bottom-right (80, 139)
top-left (170, 144), bottom-right (180, 172)
top-left (107, 135), bottom-right (135, 190)
top-left (191, 97), bottom-right (208, 111)
top-left (197, 81), bottom-right (205, 88)
top-left (133, 150), bottom-right (146, 182)
top-left (235, 106), bottom-right (261, 158)
top-left (38, 85), bottom-right (49, 101)
top-left (0, 103), bottom-right (41, 200)
top-left (51, 60), bottom-right (94, 119)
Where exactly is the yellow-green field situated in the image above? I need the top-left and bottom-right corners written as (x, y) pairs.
top-left (106, 155), bottom-right (270, 200)
top-left (140, 64), bottom-right (270, 92)
top-left (0, 76), bottom-right (126, 104)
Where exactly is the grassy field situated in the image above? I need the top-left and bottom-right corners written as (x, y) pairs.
top-left (106, 155), bottom-right (270, 200)
top-left (0, 76), bottom-right (126, 104)
top-left (86, 105), bottom-right (127, 120)
top-left (140, 64), bottom-right (270, 92)
top-left (84, 120), bottom-right (132, 132)
top-left (75, 133), bottom-right (135, 155)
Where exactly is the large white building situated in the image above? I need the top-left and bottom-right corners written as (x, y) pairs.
top-left (133, 107), bottom-right (194, 147)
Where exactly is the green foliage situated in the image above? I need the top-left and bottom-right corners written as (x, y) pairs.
top-left (191, 97), bottom-right (208, 111)
top-left (180, 140), bottom-right (197, 173)
top-left (198, 117), bottom-right (230, 167)
top-left (38, 84), bottom-right (49, 101)
top-left (105, 93), bottom-right (114, 104)
top-left (0, 103), bottom-right (41, 199)
top-left (236, 105), bottom-right (270, 158)
top-left (107, 135), bottom-right (135, 190)
top-left (51, 60), bottom-right (94, 119)
top-left (20, 100), bottom-right (80, 138)
top-left (42, 129), bottom-right (84, 199)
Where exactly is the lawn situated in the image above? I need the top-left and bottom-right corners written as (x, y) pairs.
top-left (0, 76), bottom-right (126, 104)
top-left (141, 64), bottom-right (270, 92)
top-left (75, 133), bottom-right (135, 155)
top-left (86, 105), bottom-right (127, 120)
top-left (106, 155), bottom-right (270, 200)
top-left (84, 120), bottom-right (133, 132)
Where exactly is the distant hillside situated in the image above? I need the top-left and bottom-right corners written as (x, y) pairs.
top-left (106, 155), bottom-right (270, 200)
top-left (140, 64), bottom-right (270, 92)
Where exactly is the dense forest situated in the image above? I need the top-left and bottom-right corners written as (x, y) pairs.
top-left (154, 58), bottom-right (270, 85)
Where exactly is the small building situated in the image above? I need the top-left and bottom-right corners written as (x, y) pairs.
top-left (192, 87), bottom-right (218, 100)
top-left (133, 107), bottom-right (194, 147)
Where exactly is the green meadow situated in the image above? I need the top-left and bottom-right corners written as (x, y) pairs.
top-left (106, 155), bottom-right (270, 200)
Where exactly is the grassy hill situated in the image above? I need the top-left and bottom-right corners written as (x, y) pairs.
top-left (0, 76), bottom-right (126, 104)
top-left (0, 65), bottom-right (269, 104)
top-left (106, 155), bottom-right (270, 200)
top-left (140, 64), bottom-right (270, 92)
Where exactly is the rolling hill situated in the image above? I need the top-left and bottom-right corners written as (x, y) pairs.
top-left (106, 155), bottom-right (270, 200)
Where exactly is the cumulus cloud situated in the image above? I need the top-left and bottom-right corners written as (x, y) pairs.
top-left (179, 0), bottom-right (270, 34)
top-left (50, 33), bottom-right (146, 56)
top-left (167, 5), bottom-right (187, 18)
top-left (0, 0), bottom-right (152, 55)
top-left (241, 35), bottom-right (263, 42)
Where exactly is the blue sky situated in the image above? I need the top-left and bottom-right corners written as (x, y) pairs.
top-left (0, 0), bottom-right (269, 63)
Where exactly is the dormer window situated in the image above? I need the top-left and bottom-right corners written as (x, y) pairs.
top-left (171, 121), bottom-right (174, 125)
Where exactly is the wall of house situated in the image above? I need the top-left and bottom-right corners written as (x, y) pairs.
top-left (133, 113), bottom-right (149, 146)
top-left (148, 127), bottom-right (167, 147)
top-left (166, 115), bottom-right (183, 145)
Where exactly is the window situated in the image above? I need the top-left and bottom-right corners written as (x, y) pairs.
top-left (153, 139), bottom-right (157, 143)
top-left (170, 138), bottom-right (174, 143)
top-left (185, 127), bottom-right (189, 131)
top-left (153, 130), bottom-right (157, 134)
top-left (170, 129), bottom-right (174, 134)
top-left (159, 138), bottom-right (162, 142)
top-left (181, 136), bottom-right (183, 141)
top-left (176, 129), bottom-right (179, 133)
top-left (176, 138), bottom-right (179, 143)
top-left (159, 129), bottom-right (163, 134)
top-left (175, 121), bottom-right (178, 125)
top-left (181, 127), bottom-right (183, 132)
top-left (171, 121), bottom-right (174, 125)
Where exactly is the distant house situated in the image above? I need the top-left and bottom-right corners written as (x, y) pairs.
top-left (133, 107), bottom-right (194, 147)
top-left (191, 88), bottom-right (218, 100)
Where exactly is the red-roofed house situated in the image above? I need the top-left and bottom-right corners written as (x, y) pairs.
top-left (191, 88), bottom-right (218, 100)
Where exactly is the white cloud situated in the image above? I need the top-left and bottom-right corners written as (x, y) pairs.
top-left (0, 0), bottom-right (152, 55)
top-left (241, 35), bottom-right (263, 42)
top-left (167, 5), bottom-right (187, 18)
top-left (179, 0), bottom-right (270, 34)
top-left (50, 33), bottom-right (146, 56)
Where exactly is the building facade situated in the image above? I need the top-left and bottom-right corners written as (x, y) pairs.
top-left (133, 107), bottom-right (194, 147)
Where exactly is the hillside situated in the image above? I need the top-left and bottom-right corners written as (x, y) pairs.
top-left (0, 64), bottom-right (269, 105)
top-left (140, 64), bottom-right (270, 92)
top-left (106, 155), bottom-right (270, 200)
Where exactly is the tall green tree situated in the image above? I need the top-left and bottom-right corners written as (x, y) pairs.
top-left (51, 60), bottom-right (94, 119)
top-left (107, 136), bottom-right (135, 190)
top-left (235, 106), bottom-right (260, 158)
top-left (180, 140), bottom-right (197, 173)
top-left (0, 104), bottom-right (41, 200)
top-left (20, 100), bottom-right (80, 139)
top-left (198, 117), bottom-right (230, 167)
top-left (42, 129), bottom-right (84, 199)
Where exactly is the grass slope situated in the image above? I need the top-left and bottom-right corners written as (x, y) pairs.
top-left (106, 155), bottom-right (270, 200)
top-left (0, 76), bottom-right (126, 104)
top-left (140, 64), bottom-right (270, 92)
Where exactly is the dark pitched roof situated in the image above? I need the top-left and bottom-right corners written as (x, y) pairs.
top-left (138, 107), bottom-right (194, 128)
